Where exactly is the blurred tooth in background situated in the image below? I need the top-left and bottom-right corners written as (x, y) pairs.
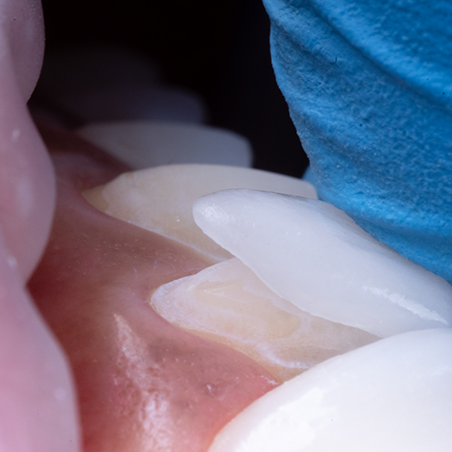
top-left (208, 328), bottom-right (452, 452)
top-left (37, 46), bottom-right (160, 96)
top-left (150, 257), bottom-right (377, 382)
top-left (83, 164), bottom-right (316, 261)
top-left (193, 190), bottom-right (452, 337)
top-left (78, 122), bottom-right (252, 169)
top-left (34, 45), bottom-right (207, 124)
top-left (66, 86), bottom-right (206, 124)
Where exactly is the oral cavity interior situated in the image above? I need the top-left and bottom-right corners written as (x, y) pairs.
top-left (208, 329), bottom-right (452, 452)
top-left (78, 121), bottom-right (252, 169)
top-left (85, 163), bottom-right (379, 382)
top-left (80, 161), bottom-right (452, 452)
top-left (150, 257), bottom-right (377, 382)
top-left (82, 163), bottom-right (317, 261)
top-left (30, 149), bottom-right (278, 452)
top-left (194, 189), bottom-right (452, 337)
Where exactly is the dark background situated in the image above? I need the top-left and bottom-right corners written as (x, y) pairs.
top-left (38, 0), bottom-right (309, 177)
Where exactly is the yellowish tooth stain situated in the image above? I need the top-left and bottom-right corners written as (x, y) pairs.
top-left (192, 279), bottom-right (302, 340)
top-left (83, 184), bottom-right (110, 212)
top-left (150, 258), bottom-right (378, 383)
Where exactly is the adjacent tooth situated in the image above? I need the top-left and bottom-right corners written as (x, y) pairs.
top-left (208, 328), bottom-right (452, 452)
top-left (83, 165), bottom-right (317, 262)
top-left (37, 46), bottom-right (207, 124)
top-left (78, 122), bottom-right (251, 169)
top-left (66, 86), bottom-right (207, 124)
top-left (150, 258), bottom-right (377, 382)
top-left (193, 190), bottom-right (452, 336)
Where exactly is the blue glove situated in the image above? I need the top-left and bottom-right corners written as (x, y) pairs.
top-left (263, 0), bottom-right (452, 283)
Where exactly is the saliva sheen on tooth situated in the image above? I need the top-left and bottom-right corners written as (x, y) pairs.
top-left (82, 159), bottom-right (452, 451)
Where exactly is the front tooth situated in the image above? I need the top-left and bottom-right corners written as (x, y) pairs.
top-left (208, 328), bottom-right (452, 452)
top-left (150, 257), bottom-right (377, 382)
top-left (83, 165), bottom-right (317, 262)
top-left (193, 190), bottom-right (452, 336)
top-left (77, 121), bottom-right (252, 169)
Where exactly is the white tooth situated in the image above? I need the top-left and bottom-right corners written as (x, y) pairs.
top-left (150, 257), bottom-right (377, 382)
top-left (83, 165), bottom-right (316, 262)
top-left (77, 122), bottom-right (251, 169)
top-left (193, 190), bottom-right (452, 336)
top-left (208, 328), bottom-right (452, 452)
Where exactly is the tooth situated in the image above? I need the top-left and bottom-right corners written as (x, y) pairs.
top-left (77, 122), bottom-right (251, 169)
top-left (83, 165), bottom-right (317, 261)
top-left (36, 46), bottom-right (209, 124)
top-left (193, 190), bottom-right (452, 337)
top-left (150, 257), bottom-right (377, 382)
top-left (62, 87), bottom-right (207, 124)
top-left (208, 328), bottom-right (452, 452)
top-left (37, 46), bottom-right (210, 125)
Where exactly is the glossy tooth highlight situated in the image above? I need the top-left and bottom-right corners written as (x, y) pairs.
top-left (193, 190), bottom-right (452, 337)
top-left (208, 329), bottom-right (452, 452)
top-left (83, 165), bottom-right (316, 262)
top-left (78, 121), bottom-right (251, 169)
top-left (150, 257), bottom-right (377, 382)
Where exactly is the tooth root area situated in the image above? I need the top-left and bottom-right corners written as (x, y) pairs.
top-left (208, 329), bottom-right (452, 452)
top-left (82, 165), bottom-right (317, 263)
top-left (193, 190), bottom-right (452, 337)
top-left (150, 258), bottom-right (378, 382)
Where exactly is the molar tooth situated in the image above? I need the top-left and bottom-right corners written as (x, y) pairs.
top-left (208, 329), bottom-right (452, 452)
top-left (193, 190), bottom-right (452, 336)
top-left (78, 122), bottom-right (252, 169)
top-left (150, 257), bottom-right (377, 382)
top-left (83, 165), bottom-right (316, 262)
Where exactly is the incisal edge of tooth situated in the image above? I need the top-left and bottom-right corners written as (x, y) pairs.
top-left (208, 328), bottom-right (452, 452)
top-left (82, 165), bottom-right (317, 262)
top-left (193, 190), bottom-right (452, 337)
top-left (150, 258), bottom-right (378, 382)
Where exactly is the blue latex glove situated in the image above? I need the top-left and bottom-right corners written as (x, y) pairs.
top-left (263, 0), bottom-right (452, 283)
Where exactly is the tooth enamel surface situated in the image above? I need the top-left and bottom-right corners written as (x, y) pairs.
top-left (83, 165), bottom-right (317, 262)
top-left (77, 121), bottom-right (252, 169)
top-left (208, 328), bottom-right (452, 452)
top-left (150, 258), bottom-right (377, 382)
top-left (193, 190), bottom-right (452, 337)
